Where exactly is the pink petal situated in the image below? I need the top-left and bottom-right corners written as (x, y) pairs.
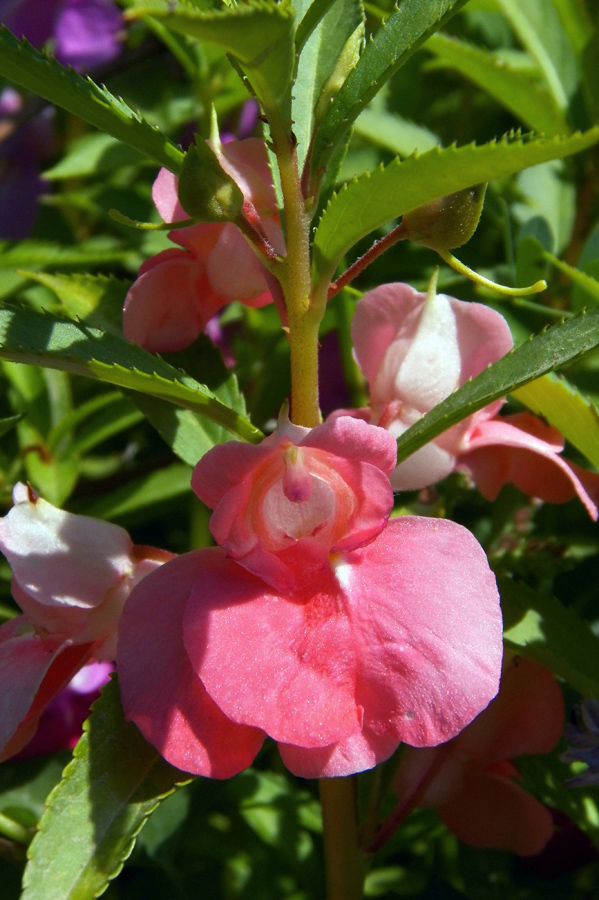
top-left (184, 516), bottom-right (502, 761)
top-left (438, 769), bottom-right (554, 856)
top-left (459, 412), bottom-right (599, 519)
top-left (183, 562), bottom-right (364, 747)
top-left (217, 137), bottom-right (278, 214)
top-left (351, 284), bottom-right (512, 408)
top-left (117, 549), bottom-right (265, 778)
top-left (0, 486), bottom-right (133, 610)
top-left (205, 223), bottom-right (272, 302)
top-left (194, 419), bottom-right (395, 590)
top-left (152, 168), bottom-right (187, 222)
top-left (301, 416), bottom-right (397, 477)
top-left (454, 653), bottom-right (564, 764)
top-left (332, 518), bottom-right (503, 748)
top-left (123, 253), bottom-right (209, 352)
top-left (279, 727), bottom-right (401, 778)
top-left (0, 616), bottom-right (94, 761)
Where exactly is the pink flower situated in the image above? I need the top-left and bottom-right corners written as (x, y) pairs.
top-left (348, 282), bottom-right (599, 517)
top-left (392, 653), bottom-right (564, 856)
top-left (123, 138), bottom-right (284, 353)
top-left (0, 483), bottom-right (172, 760)
top-left (117, 417), bottom-right (503, 779)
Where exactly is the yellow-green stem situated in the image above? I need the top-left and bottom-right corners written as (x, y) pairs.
top-left (319, 777), bottom-right (365, 900)
top-left (271, 122), bottom-right (319, 427)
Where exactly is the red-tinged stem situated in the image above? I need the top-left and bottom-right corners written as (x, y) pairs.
top-left (328, 222), bottom-right (409, 300)
top-left (319, 777), bottom-right (365, 900)
top-left (367, 744), bottom-right (452, 855)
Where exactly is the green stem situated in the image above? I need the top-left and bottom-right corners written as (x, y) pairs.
top-left (270, 121), bottom-right (319, 428)
top-left (0, 811), bottom-right (33, 846)
top-left (319, 777), bottom-right (364, 900)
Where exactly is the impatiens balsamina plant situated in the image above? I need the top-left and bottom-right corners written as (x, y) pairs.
top-left (2, 1), bottom-right (599, 898)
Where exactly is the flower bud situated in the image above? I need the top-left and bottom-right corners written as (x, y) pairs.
top-left (178, 137), bottom-right (244, 223)
top-left (402, 184), bottom-right (487, 251)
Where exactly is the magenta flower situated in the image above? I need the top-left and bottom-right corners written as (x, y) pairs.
top-left (123, 138), bottom-right (284, 353)
top-left (346, 282), bottom-right (599, 516)
top-left (393, 653), bottom-right (564, 856)
top-left (1, 0), bottom-right (123, 71)
top-left (15, 660), bottom-right (112, 759)
top-left (0, 483), bottom-right (172, 760)
top-left (118, 417), bottom-right (502, 779)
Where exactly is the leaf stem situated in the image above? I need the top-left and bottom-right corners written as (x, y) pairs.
top-left (0, 811), bottom-right (33, 846)
top-left (319, 777), bottom-right (364, 900)
top-left (328, 222), bottom-right (409, 299)
top-left (438, 250), bottom-right (547, 296)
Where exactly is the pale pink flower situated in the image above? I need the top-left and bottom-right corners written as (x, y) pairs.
top-left (0, 483), bottom-right (172, 760)
top-left (123, 138), bottom-right (284, 353)
top-left (393, 653), bottom-right (564, 856)
top-left (347, 283), bottom-right (599, 517)
top-left (118, 417), bottom-right (503, 779)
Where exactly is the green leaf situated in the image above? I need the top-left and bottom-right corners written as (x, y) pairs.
top-left (0, 28), bottom-right (184, 175)
top-left (22, 677), bottom-right (191, 900)
top-left (512, 372), bottom-right (599, 470)
top-left (80, 462), bottom-right (193, 520)
top-left (395, 305), bottom-right (599, 464)
top-left (500, 577), bottom-right (599, 697)
top-left (131, 2), bottom-right (296, 124)
top-left (293, 0), bottom-right (363, 171)
top-left (425, 32), bottom-right (569, 135)
top-left (353, 107), bottom-right (439, 156)
top-left (312, 127), bottom-right (599, 284)
top-left (18, 271), bottom-right (129, 334)
top-left (309, 0), bottom-right (469, 183)
top-left (0, 240), bottom-right (137, 271)
top-left (0, 305), bottom-right (263, 445)
top-left (43, 133), bottom-right (146, 180)
top-left (0, 414), bottom-right (22, 439)
top-left (492, 0), bottom-right (580, 116)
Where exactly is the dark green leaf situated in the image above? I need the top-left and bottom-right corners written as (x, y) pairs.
top-left (313, 127), bottom-right (599, 284)
top-left (22, 677), bottom-right (191, 900)
top-left (0, 28), bottom-right (184, 174)
top-left (425, 32), bottom-right (569, 135)
top-left (131, 2), bottom-right (296, 125)
top-left (309, 0), bottom-right (469, 183)
top-left (500, 577), bottom-right (599, 697)
top-left (0, 305), bottom-right (263, 445)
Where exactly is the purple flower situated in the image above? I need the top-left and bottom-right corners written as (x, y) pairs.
top-left (0, 88), bottom-right (53, 240)
top-left (15, 661), bottom-right (112, 759)
top-left (1, 0), bottom-right (123, 71)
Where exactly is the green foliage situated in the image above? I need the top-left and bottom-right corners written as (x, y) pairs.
top-left (500, 577), bottom-right (599, 697)
top-left (0, 305), bottom-right (262, 446)
top-left (313, 127), bottom-right (599, 283)
top-left (22, 677), bottom-right (190, 900)
top-left (425, 32), bottom-right (570, 135)
top-left (1, 0), bottom-right (599, 896)
top-left (0, 28), bottom-right (184, 175)
top-left (309, 0), bottom-right (470, 185)
top-left (130, 2), bottom-right (296, 128)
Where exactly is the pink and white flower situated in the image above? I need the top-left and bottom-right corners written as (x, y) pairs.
top-left (118, 417), bottom-right (503, 779)
top-left (123, 138), bottom-right (284, 353)
top-left (0, 483), bottom-right (172, 760)
top-left (347, 282), bottom-right (599, 517)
